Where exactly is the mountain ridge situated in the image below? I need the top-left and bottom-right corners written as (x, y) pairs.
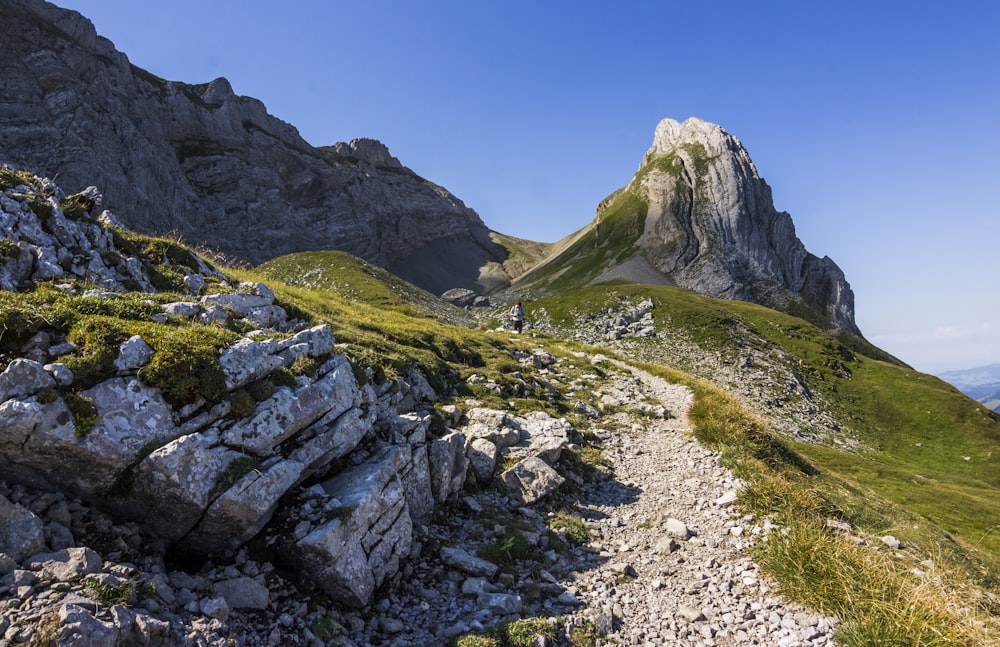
top-left (4, 0), bottom-right (861, 336)
top-left (0, 0), bottom-right (509, 295)
top-left (939, 363), bottom-right (1000, 411)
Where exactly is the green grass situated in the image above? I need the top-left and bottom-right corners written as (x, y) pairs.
top-left (535, 284), bottom-right (1000, 577)
top-left (515, 189), bottom-right (648, 293)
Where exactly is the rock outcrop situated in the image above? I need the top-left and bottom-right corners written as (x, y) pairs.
top-left (628, 117), bottom-right (858, 333)
top-left (518, 117), bottom-right (859, 334)
top-left (0, 0), bottom-right (508, 295)
top-left (0, 170), bottom-right (575, 624)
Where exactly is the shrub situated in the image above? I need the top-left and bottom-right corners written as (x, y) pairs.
top-left (546, 512), bottom-right (590, 547)
top-left (138, 326), bottom-right (235, 405)
top-left (270, 366), bottom-right (298, 388)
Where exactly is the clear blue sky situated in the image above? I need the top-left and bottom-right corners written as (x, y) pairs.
top-left (51, 1), bottom-right (1000, 375)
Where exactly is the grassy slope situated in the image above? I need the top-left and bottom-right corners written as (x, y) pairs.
top-left (488, 232), bottom-right (554, 281)
top-left (513, 188), bottom-right (647, 293)
top-left (529, 282), bottom-right (1000, 581)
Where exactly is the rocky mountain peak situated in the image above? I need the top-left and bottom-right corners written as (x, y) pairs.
top-left (648, 117), bottom-right (737, 159)
top-left (198, 77), bottom-right (237, 105)
top-left (631, 116), bottom-right (859, 334)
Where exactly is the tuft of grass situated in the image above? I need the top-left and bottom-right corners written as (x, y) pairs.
top-left (476, 530), bottom-right (534, 567)
top-left (228, 389), bottom-right (256, 419)
top-left (453, 619), bottom-right (558, 647)
top-left (546, 512), bottom-right (590, 548)
top-left (83, 577), bottom-right (156, 607)
top-left (755, 521), bottom-right (997, 647)
top-left (64, 392), bottom-right (98, 438)
top-left (209, 455), bottom-right (261, 500)
top-left (0, 167), bottom-right (38, 191)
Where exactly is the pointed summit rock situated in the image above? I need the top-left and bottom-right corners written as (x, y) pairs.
top-left (519, 117), bottom-right (858, 334)
top-left (632, 117), bottom-right (858, 333)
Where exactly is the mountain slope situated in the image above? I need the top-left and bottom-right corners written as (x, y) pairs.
top-left (515, 117), bottom-right (859, 336)
top-left (0, 0), bottom-right (508, 295)
top-left (2, 168), bottom-right (998, 644)
top-left (526, 282), bottom-right (1000, 576)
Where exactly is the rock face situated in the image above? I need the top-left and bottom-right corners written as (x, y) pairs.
top-left (624, 117), bottom-right (858, 333)
top-left (0, 0), bottom-right (508, 294)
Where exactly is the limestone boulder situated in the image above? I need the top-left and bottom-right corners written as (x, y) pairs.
top-left (0, 495), bottom-right (46, 564)
top-left (284, 446), bottom-right (415, 608)
top-left (0, 359), bottom-right (55, 402)
top-left (428, 432), bottom-right (469, 503)
top-left (500, 456), bottom-right (565, 504)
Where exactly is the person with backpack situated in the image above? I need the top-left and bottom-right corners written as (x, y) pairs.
top-left (508, 301), bottom-right (525, 333)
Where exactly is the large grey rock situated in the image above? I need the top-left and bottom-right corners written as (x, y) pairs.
top-left (466, 437), bottom-right (499, 482)
top-left (514, 410), bottom-right (572, 463)
top-left (0, 382), bottom-right (185, 501)
top-left (428, 432), bottom-right (469, 503)
top-left (289, 447), bottom-right (414, 608)
top-left (0, 1), bottom-right (511, 294)
top-left (440, 288), bottom-right (478, 307)
top-left (121, 430), bottom-right (249, 544)
top-left (0, 358), bottom-right (55, 402)
top-left (211, 577), bottom-right (270, 610)
top-left (500, 456), bottom-right (565, 504)
top-left (0, 495), bottom-right (45, 563)
top-left (223, 354), bottom-right (359, 454)
top-left (113, 335), bottom-right (154, 372)
top-left (57, 604), bottom-right (120, 646)
top-left (440, 546), bottom-right (498, 578)
top-left (178, 459), bottom-right (306, 555)
top-left (462, 408), bottom-right (522, 448)
top-left (28, 546), bottom-right (102, 581)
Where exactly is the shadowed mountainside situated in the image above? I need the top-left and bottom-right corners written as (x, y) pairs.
top-left (0, 0), bottom-right (509, 295)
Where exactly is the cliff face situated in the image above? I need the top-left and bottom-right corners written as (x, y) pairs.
top-left (0, 0), bottom-right (507, 294)
top-left (621, 117), bottom-right (858, 333)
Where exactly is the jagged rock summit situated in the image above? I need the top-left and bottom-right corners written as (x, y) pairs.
top-left (520, 117), bottom-right (859, 335)
top-left (0, 0), bottom-right (508, 295)
top-left (634, 117), bottom-right (857, 333)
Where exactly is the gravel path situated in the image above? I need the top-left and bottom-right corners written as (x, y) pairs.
top-left (556, 363), bottom-right (838, 646)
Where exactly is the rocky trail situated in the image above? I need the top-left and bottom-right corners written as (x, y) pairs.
top-left (562, 364), bottom-right (837, 646)
top-left (334, 360), bottom-right (838, 647)
top-left (0, 352), bottom-right (841, 647)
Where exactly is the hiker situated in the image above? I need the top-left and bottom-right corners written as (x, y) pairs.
top-left (508, 301), bottom-right (525, 333)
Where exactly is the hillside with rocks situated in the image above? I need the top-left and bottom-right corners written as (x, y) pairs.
top-left (4, 167), bottom-right (1000, 646)
top-left (0, 170), bottom-right (851, 646)
top-left (0, 0), bottom-right (508, 296)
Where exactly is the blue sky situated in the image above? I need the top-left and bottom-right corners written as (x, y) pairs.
top-left (52, 1), bottom-right (1000, 374)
